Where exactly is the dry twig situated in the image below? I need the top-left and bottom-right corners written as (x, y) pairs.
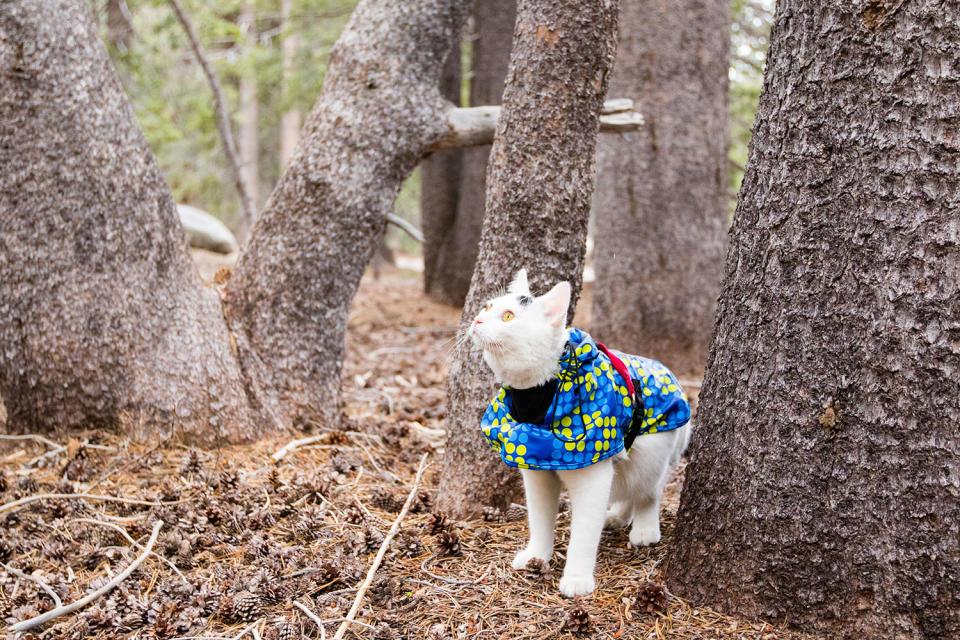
top-left (333, 452), bottom-right (428, 640)
top-left (9, 521), bottom-right (163, 632)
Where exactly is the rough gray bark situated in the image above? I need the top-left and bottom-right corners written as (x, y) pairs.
top-left (591, 0), bottom-right (729, 374)
top-left (423, 0), bottom-right (516, 306)
top-left (437, 0), bottom-right (620, 515)
top-left (421, 45), bottom-right (464, 300)
top-left (0, 0), bottom-right (267, 444)
top-left (668, 2), bottom-right (960, 638)
top-left (224, 0), bottom-right (471, 429)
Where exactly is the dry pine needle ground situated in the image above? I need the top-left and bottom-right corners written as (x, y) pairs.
top-left (0, 270), bottom-right (813, 640)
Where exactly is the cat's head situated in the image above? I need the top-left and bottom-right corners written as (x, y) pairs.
top-left (468, 268), bottom-right (571, 389)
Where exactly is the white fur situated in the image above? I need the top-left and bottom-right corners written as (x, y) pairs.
top-left (471, 269), bottom-right (691, 598)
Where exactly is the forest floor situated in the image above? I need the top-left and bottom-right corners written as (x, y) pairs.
top-left (0, 256), bottom-right (812, 640)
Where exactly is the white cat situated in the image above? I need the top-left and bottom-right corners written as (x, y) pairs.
top-left (469, 269), bottom-right (691, 598)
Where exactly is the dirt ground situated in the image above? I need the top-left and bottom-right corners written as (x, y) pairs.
top-left (0, 258), bottom-right (809, 640)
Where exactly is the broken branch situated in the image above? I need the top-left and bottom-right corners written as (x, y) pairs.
top-left (386, 213), bottom-right (424, 243)
top-left (9, 521), bottom-right (162, 632)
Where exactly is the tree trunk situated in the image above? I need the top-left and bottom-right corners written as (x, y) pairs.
top-left (668, 2), bottom-right (960, 638)
top-left (239, 2), bottom-right (260, 211)
top-left (0, 0), bottom-right (268, 444)
top-left (437, 0), bottom-right (620, 515)
top-left (279, 0), bottom-right (300, 169)
top-left (423, 0), bottom-right (516, 306)
top-left (223, 0), bottom-right (471, 429)
top-left (590, 0), bottom-right (729, 375)
top-left (421, 45), bottom-right (463, 300)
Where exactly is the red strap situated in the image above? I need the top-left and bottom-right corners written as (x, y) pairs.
top-left (595, 343), bottom-right (634, 397)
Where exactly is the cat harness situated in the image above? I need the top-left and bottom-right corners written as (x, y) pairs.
top-left (480, 328), bottom-right (690, 471)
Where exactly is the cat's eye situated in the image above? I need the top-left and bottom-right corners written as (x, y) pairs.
top-left (502, 310), bottom-right (515, 322)
top-left (484, 303), bottom-right (493, 312)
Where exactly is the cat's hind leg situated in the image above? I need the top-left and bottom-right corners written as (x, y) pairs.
top-left (512, 469), bottom-right (562, 570)
top-left (556, 459), bottom-right (615, 597)
top-left (628, 494), bottom-right (662, 547)
top-left (604, 500), bottom-right (631, 529)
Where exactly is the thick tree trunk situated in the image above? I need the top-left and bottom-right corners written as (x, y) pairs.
top-left (423, 0), bottom-right (516, 306)
top-left (421, 46), bottom-right (463, 299)
top-left (437, 0), bottom-right (620, 515)
top-left (668, 2), bottom-right (960, 638)
top-left (590, 0), bottom-right (729, 374)
top-left (223, 0), bottom-right (471, 429)
top-left (0, 0), bottom-right (268, 444)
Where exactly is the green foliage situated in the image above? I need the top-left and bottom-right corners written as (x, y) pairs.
top-left (101, 0), bottom-right (355, 228)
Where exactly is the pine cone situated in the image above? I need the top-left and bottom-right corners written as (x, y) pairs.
top-left (425, 512), bottom-right (451, 535)
top-left (0, 538), bottom-right (13, 562)
top-left (523, 558), bottom-right (552, 582)
top-left (317, 561), bottom-right (341, 585)
top-left (267, 620), bottom-right (301, 640)
top-left (564, 606), bottom-right (592, 635)
top-left (267, 468), bottom-right (282, 490)
top-left (0, 471), bottom-right (8, 494)
top-left (360, 525), bottom-right (384, 554)
top-left (369, 487), bottom-right (404, 513)
top-left (343, 505), bottom-right (365, 524)
top-left (411, 489), bottom-right (432, 513)
top-left (219, 469), bottom-right (241, 490)
top-left (481, 506), bottom-right (504, 523)
top-left (42, 539), bottom-right (70, 562)
top-left (394, 531), bottom-right (424, 558)
top-left (473, 526), bottom-right (493, 542)
top-left (633, 580), bottom-right (668, 614)
top-left (435, 530), bottom-right (462, 557)
top-left (232, 590), bottom-right (261, 622)
top-left (428, 623), bottom-right (449, 640)
top-left (505, 503), bottom-right (526, 521)
top-left (367, 576), bottom-right (398, 607)
top-left (182, 450), bottom-right (203, 475)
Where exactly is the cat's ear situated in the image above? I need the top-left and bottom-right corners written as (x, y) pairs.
top-left (508, 268), bottom-right (530, 295)
top-left (538, 281), bottom-right (571, 328)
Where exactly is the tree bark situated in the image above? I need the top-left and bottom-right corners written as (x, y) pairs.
top-left (437, 0), bottom-right (620, 516)
top-left (423, 0), bottom-right (516, 306)
top-left (0, 0), bottom-right (267, 444)
top-left (668, 2), bottom-right (960, 638)
top-left (223, 0), bottom-right (471, 430)
top-left (590, 0), bottom-right (729, 375)
top-left (421, 45), bottom-right (463, 300)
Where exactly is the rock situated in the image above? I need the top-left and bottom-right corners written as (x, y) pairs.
top-left (177, 204), bottom-right (238, 254)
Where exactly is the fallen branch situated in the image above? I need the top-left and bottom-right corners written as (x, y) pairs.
top-left (9, 521), bottom-right (162, 632)
top-left (167, 0), bottom-right (256, 231)
top-left (293, 601), bottom-right (327, 640)
top-left (271, 435), bottom-right (328, 462)
top-left (332, 452), bottom-right (429, 640)
top-left (386, 213), bottom-right (424, 243)
top-left (430, 98), bottom-right (645, 152)
top-left (0, 433), bottom-right (65, 450)
top-left (1, 562), bottom-right (62, 607)
top-left (0, 492), bottom-right (174, 517)
top-left (70, 518), bottom-right (190, 585)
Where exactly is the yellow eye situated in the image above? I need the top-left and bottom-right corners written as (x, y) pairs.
top-left (502, 310), bottom-right (515, 322)
top-left (484, 303), bottom-right (493, 312)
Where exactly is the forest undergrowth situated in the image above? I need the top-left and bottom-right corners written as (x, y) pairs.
top-left (0, 258), bottom-right (810, 640)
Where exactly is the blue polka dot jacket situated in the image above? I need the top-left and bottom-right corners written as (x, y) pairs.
top-left (481, 328), bottom-right (691, 471)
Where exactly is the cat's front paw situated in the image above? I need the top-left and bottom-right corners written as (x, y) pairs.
top-left (512, 547), bottom-right (550, 570)
top-left (558, 573), bottom-right (595, 597)
top-left (629, 525), bottom-right (661, 547)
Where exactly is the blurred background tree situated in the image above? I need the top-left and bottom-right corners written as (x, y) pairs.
top-left (98, 0), bottom-right (772, 254)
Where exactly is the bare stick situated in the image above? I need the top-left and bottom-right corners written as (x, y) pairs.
top-left (1, 562), bottom-right (62, 607)
top-left (430, 99), bottom-right (645, 152)
top-left (293, 601), bottom-right (327, 640)
top-left (332, 452), bottom-right (429, 640)
top-left (167, 0), bottom-right (256, 230)
top-left (70, 518), bottom-right (189, 585)
top-left (0, 492), bottom-right (173, 517)
top-left (271, 435), bottom-right (328, 462)
top-left (9, 521), bottom-right (162, 632)
top-left (0, 434), bottom-right (65, 450)
top-left (386, 213), bottom-right (424, 243)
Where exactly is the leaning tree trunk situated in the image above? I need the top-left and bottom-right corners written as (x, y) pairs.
top-left (437, 0), bottom-right (620, 515)
top-left (223, 0), bottom-right (471, 429)
top-left (423, 0), bottom-right (517, 306)
top-left (590, 0), bottom-right (728, 374)
top-left (668, 2), bottom-right (960, 638)
top-left (421, 46), bottom-right (464, 299)
top-left (0, 0), bottom-right (267, 444)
